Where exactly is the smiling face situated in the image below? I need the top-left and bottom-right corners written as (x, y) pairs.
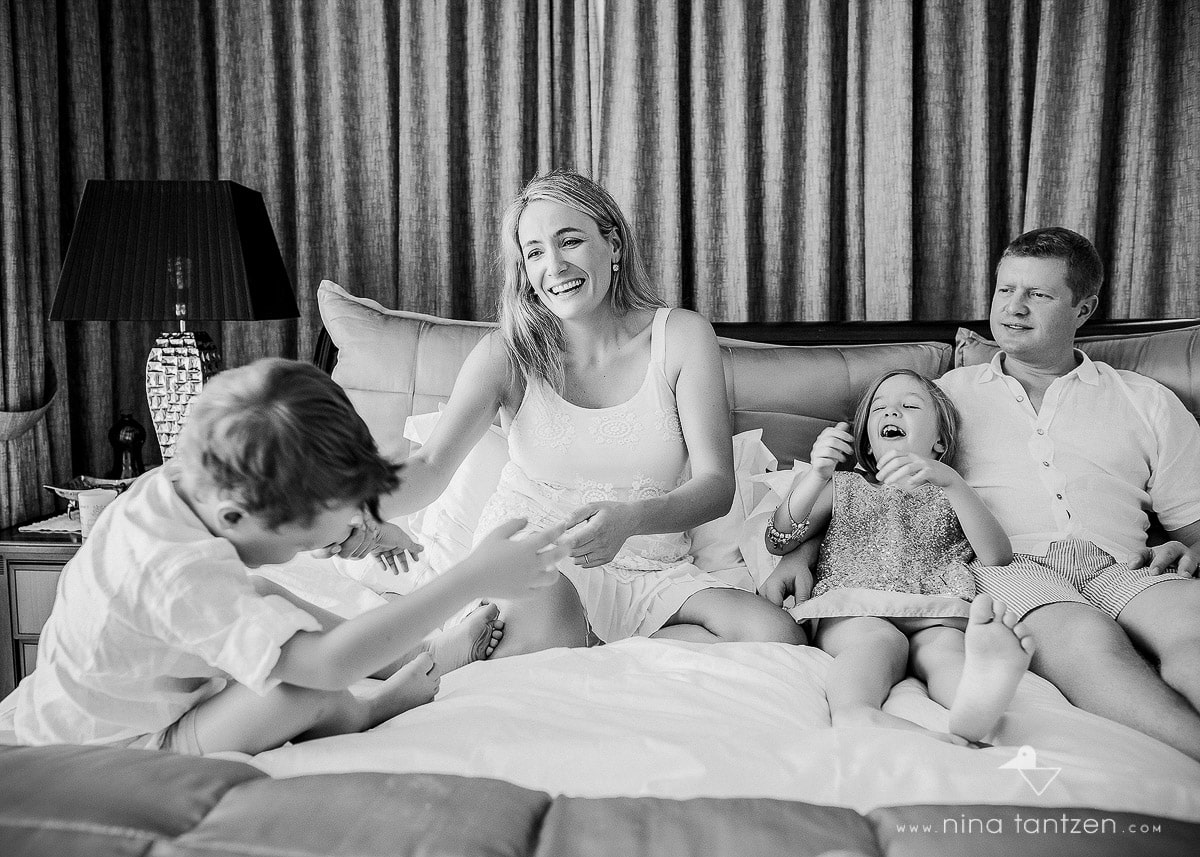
top-left (990, 256), bottom-right (1096, 367)
top-left (517, 199), bottom-right (621, 321)
top-left (225, 500), bottom-right (361, 568)
top-left (865, 374), bottom-right (946, 463)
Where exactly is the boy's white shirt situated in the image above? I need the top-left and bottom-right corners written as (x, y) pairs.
top-left (3, 465), bottom-right (320, 748)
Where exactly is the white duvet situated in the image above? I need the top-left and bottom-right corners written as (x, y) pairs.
top-left (247, 637), bottom-right (1200, 823)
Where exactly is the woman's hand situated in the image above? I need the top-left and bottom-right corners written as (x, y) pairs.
top-left (315, 517), bottom-right (425, 575)
top-left (561, 501), bottom-right (642, 568)
top-left (809, 422), bottom-right (853, 481)
top-left (875, 449), bottom-right (960, 492)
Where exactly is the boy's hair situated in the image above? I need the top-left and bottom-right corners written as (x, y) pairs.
top-left (998, 226), bottom-right (1103, 305)
top-left (497, 169), bottom-right (664, 390)
top-left (174, 358), bottom-right (401, 529)
top-left (851, 369), bottom-right (961, 480)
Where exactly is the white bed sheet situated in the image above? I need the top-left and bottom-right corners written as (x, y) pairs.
top-left (247, 638), bottom-right (1200, 822)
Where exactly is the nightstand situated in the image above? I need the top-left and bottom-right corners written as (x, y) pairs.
top-left (0, 526), bottom-right (81, 697)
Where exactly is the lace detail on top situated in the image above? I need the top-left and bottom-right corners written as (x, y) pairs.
top-left (588, 410), bottom-right (641, 445)
top-left (813, 471), bottom-right (976, 600)
top-left (479, 308), bottom-right (692, 569)
top-left (531, 396), bottom-right (575, 450)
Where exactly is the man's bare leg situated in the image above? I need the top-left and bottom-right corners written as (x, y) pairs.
top-left (1021, 600), bottom-right (1200, 761)
top-left (1117, 580), bottom-right (1200, 713)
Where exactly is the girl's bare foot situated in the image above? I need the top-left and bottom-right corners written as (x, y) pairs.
top-left (833, 703), bottom-right (970, 746)
top-left (426, 601), bottom-right (504, 675)
top-left (949, 594), bottom-right (1035, 742)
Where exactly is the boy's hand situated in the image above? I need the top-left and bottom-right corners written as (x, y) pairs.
top-left (809, 422), bottom-right (853, 481)
top-left (759, 561), bottom-right (815, 607)
top-left (465, 518), bottom-right (568, 599)
top-left (875, 450), bottom-right (958, 492)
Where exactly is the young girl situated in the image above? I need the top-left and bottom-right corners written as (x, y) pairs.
top-left (760, 369), bottom-right (1034, 744)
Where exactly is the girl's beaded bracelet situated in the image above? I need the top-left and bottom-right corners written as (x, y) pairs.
top-left (766, 510), bottom-right (810, 550)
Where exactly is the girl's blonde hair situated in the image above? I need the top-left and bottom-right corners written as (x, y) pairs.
top-left (851, 369), bottom-right (960, 480)
top-left (497, 169), bottom-right (663, 389)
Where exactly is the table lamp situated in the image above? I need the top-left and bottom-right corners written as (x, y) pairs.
top-left (49, 180), bottom-right (299, 459)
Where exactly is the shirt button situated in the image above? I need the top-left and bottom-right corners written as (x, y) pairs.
top-left (1017, 396), bottom-right (1025, 402)
top-left (1036, 429), bottom-right (1045, 435)
top-left (1056, 494), bottom-right (1063, 499)
top-left (1042, 461), bottom-right (1050, 467)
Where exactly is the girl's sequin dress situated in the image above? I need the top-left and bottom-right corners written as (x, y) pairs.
top-left (788, 470), bottom-right (976, 622)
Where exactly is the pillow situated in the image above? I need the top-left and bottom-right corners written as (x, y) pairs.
top-left (954, 327), bottom-right (999, 367)
top-left (688, 429), bottom-right (776, 590)
top-left (737, 463), bottom-right (811, 594)
top-left (318, 280), bottom-right (495, 462)
top-left (334, 408), bottom-right (509, 596)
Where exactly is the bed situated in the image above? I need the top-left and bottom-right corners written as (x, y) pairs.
top-left (2, 282), bottom-right (1198, 856)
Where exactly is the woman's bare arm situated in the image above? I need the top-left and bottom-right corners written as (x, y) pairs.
top-left (376, 332), bottom-right (513, 519)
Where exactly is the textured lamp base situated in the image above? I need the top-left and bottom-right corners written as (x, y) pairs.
top-left (146, 331), bottom-right (221, 460)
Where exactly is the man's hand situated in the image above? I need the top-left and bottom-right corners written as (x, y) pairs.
top-left (1128, 541), bottom-right (1199, 577)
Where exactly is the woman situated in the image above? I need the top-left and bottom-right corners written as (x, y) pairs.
top-left (356, 170), bottom-right (805, 655)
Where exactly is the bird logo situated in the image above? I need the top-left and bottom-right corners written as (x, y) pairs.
top-left (999, 745), bottom-right (1061, 796)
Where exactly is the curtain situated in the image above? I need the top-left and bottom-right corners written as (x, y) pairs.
top-left (599, 0), bottom-right (1200, 322)
top-left (2, 0), bottom-right (1196, 526)
top-left (0, 0), bottom-right (70, 526)
top-left (1, 0), bottom-right (595, 526)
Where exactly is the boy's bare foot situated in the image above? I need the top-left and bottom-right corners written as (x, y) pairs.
top-left (362, 651), bottom-right (439, 727)
top-left (833, 703), bottom-right (970, 746)
top-left (949, 593), bottom-right (1035, 742)
top-left (426, 601), bottom-right (504, 675)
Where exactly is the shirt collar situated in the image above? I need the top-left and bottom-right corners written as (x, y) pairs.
top-left (979, 349), bottom-right (1099, 385)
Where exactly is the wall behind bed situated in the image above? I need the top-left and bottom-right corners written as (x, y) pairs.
top-left (2, 0), bottom-right (1198, 526)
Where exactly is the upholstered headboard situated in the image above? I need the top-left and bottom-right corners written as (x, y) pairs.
top-left (316, 280), bottom-right (1200, 468)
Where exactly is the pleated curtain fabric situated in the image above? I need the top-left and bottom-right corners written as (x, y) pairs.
top-left (597, 0), bottom-right (1199, 322)
top-left (1, 0), bottom-right (1197, 526)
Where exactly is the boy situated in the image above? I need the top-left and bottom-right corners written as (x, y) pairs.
top-left (3, 359), bottom-right (565, 755)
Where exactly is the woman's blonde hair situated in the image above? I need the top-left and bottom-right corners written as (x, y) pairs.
top-left (497, 169), bottom-right (663, 389)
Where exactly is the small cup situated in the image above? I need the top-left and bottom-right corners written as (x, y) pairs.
top-left (78, 488), bottom-right (118, 539)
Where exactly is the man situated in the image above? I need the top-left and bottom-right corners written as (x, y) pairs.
top-left (938, 226), bottom-right (1200, 762)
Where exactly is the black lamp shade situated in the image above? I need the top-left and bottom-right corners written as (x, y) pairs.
top-left (50, 180), bottom-right (298, 322)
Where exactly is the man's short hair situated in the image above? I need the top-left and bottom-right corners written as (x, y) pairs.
top-left (175, 358), bottom-right (401, 529)
top-left (999, 227), bottom-right (1103, 305)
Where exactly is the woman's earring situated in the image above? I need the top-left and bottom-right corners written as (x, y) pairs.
top-left (612, 263), bottom-right (620, 273)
